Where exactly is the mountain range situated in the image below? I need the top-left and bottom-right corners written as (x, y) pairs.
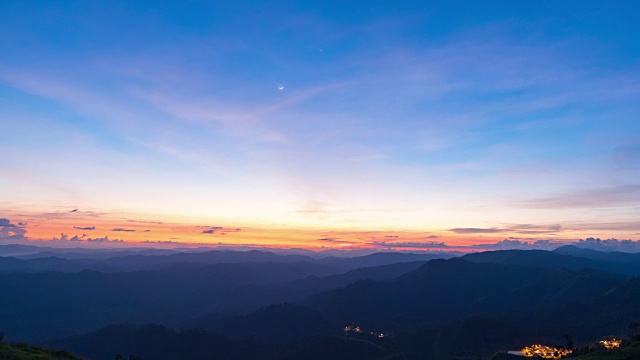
top-left (0, 245), bottom-right (638, 359)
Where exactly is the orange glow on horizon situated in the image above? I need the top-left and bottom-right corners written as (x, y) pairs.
top-left (0, 208), bottom-right (592, 252)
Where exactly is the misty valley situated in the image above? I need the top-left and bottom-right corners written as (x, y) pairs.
top-left (1, 244), bottom-right (639, 359)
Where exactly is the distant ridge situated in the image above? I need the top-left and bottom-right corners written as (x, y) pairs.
top-left (463, 248), bottom-right (640, 275)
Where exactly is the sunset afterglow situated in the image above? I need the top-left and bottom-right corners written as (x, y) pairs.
top-left (1, 1), bottom-right (639, 251)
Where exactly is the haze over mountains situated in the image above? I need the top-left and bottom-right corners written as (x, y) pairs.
top-left (0, 245), bottom-right (449, 273)
top-left (1, 244), bottom-right (639, 359)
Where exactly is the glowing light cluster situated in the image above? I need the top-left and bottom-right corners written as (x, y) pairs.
top-left (343, 323), bottom-right (386, 338)
top-left (521, 345), bottom-right (572, 359)
top-left (599, 339), bottom-right (621, 349)
top-left (343, 324), bottom-right (362, 334)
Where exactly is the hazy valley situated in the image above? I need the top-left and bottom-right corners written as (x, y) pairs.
top-left (1, 244), bottom-right (639, 359)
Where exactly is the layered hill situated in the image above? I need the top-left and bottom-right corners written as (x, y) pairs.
top-left (4, 246), bottom-right (640, 360)
top-left (305, 258), bottom-right (626, 328)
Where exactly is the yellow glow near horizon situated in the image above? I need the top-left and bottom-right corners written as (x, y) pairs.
top-left (2, 207), bottom-right (629, 252)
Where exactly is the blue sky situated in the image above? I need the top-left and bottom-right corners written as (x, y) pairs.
top-left (1, 1), bottom-right (639, 247)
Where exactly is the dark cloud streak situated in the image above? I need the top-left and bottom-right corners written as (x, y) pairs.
top-left (449, 228), bottom-right (501, 234)
top-left (74, 226), bottom-right (95, 230)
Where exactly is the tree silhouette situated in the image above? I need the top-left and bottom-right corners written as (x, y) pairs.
top-left (0, 330), bottom-right (4, 343)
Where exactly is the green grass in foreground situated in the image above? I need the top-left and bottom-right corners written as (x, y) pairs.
top-left (0, 342), bottom-right (80, 360)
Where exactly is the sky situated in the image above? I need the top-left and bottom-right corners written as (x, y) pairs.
top-left (1, 0), bottom-right (639, 250)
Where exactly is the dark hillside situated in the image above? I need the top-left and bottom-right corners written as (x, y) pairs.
top-left (306, 258), bottom-right (622, 327)
top-left (0, 261), bottom-right (336, 341)
top-left (0, 342), bottom-right (80, 360)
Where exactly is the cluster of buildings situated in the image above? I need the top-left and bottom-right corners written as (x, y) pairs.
top-left (599, 338), bottom-right (621, 349)
top-left (343, 324), bottom-right (385, 338)
top-left (343, 324), bottom-right (362, 334)
top-left (520, 344), bottom-right (573, 359)
top-left (505, 335), bottom-right (627, 358)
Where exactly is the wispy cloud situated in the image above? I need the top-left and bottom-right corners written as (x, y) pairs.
top-left (87, 236), bottom-right (124, 243)
top-left (449, 224), bottom-right (563, 235)
top-left (317, 237), bottom-right (355, 244)
top-left (143, 240), bottom-right (181, 244)
top-left (369, 241), bottom-right (449, 249)
top-left (111, 228), bottom-right (136, 232)
top-left (450, 228), bottom-right (502, 234)
top-left (517, 184), bottom-right (640, 209)
top-left (562, 221), bottom-right (640, 232)
top-left (368, 238), bottom-right (567, 251)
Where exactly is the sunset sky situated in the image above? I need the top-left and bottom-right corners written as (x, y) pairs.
top-left (1, 1), bottom-right (639, 250)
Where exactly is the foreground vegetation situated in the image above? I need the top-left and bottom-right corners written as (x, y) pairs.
top-left (0, 342), bottom-right (80, 360)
